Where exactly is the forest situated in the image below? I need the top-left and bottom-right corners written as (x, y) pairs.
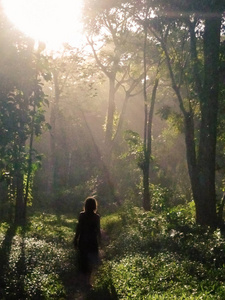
top-left (0, 0), bottom-right (225, 299)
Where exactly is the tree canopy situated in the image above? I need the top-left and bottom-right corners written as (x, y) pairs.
top-left (0, 0), bottom-right (225, 227)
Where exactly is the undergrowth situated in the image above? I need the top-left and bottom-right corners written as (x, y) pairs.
top-left (0, 203), bottom-right (225, 299)
top-left (0, 213), bottom-right (77, 299)
top-left (89, 203), bottom-right (225, 299)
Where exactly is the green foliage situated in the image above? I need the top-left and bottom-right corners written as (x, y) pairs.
top-left (150, 184), bottom-right (173, 212)
top-left (0, 222), bottom-right (10, 236)
top-left (165, 202), bottom-right (195, 229)
top-left (105, 252), bottom-right (225, 299)
top-left (90, 205), bottom-right (225, 299)
top-left (27, 213), bottom-right (76, 243)
top-left (50, 178), bottom-right (98, 216)
top-left (2, 208), bottom-right (225, 299)
top-left (0, 12), bottom-right (50, 223)
top-left (4, 237), bottom-right (66, 299)
top-left (157, 106), bottom-right (184, 133)
top-left (0, 213), bottom-right (76, 299)
top-left (124, 130), bottom-right (145, 169)
top-left (101, 213), bottom-right (123, 240)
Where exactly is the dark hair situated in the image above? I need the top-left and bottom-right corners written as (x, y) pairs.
top-left (84, 197), bottom-right (97, 213)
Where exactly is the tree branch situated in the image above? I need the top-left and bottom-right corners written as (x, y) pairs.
top-left (86, 36), bottom-right (111, 78)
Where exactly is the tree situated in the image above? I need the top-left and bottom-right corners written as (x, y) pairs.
top-left (84, 0), bottom-right (148, 160)
top-left (84, 0), bottom-right (164, 206)
top-left (0, 8), bottom-right (48, 224)
top-left (44, 46), bottom-right (101, 195)
top-left (141, 0), bottom-right (225, 226)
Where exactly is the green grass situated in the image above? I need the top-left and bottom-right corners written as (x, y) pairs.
top-left (89, 206), bottom-right (225, 299)
top-left (1, 207), bottom-right (225, 299)
top-left (0, 213), bottom-right (77, 299)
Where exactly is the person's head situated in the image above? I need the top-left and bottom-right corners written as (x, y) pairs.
top-left (84, 197), bottom-right (97, 213)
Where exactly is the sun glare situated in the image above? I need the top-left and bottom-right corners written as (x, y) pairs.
top-left (2, 0), bottom-right (84, 51)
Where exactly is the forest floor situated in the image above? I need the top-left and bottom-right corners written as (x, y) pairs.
top-left (0, 213), bottom-right (109, 300)
top-left (1, 207), bottom-right (225, 299)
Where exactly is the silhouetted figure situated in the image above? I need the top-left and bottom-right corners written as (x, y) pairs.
top-left (74, 197), bottom-right (101, 288)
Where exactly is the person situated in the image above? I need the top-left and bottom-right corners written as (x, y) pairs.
top-left (73, 197), bottom-right (101, 288)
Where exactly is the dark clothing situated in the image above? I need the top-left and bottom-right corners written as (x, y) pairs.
top-left (74, 211), bottom-right (101, 274)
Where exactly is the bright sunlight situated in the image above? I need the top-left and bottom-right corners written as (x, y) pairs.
top-left (2, 0), bottom-right (84, 51)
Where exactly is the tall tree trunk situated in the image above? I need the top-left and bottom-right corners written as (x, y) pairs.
top-left (182, 15), bottom-right (221, 226)
top-left (142, 163), bottom-right (150, 210)
top-left (104, 75), bottom-right (116, 163)
top-left (142, 14), bottom-right (159, 211)
top-left (142, 77), bottom-right (159, 211)
top-left (14, 109), bottom-right (27, 225)
top-left (195, 16), bottom-right (221, 226)
top-left (49, 70), bottom-right (60, 193)
top-left (159, 14), bottom-right (221, 226)
top-left (112, 92), bottom-right (129, 147)
top-left (142, 20), bottom-right (151, 211)
top-left (14, 167), bottom-right (24, 225)
top-left (99, 75), bottom-right (117, 201)
top-left (24, 100), bottom-right (36, 223)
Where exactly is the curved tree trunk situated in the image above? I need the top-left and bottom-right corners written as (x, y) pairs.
top-left (157, 11), bottom-right (222, 226)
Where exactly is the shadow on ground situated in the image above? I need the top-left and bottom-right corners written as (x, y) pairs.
top-left (60, 250), bottom-right (118, 300)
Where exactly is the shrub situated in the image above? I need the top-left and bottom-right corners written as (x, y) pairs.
top-left (0, 213), bottom-right (76, 299)
top-left (94, 204), bottom-right (225, 299)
